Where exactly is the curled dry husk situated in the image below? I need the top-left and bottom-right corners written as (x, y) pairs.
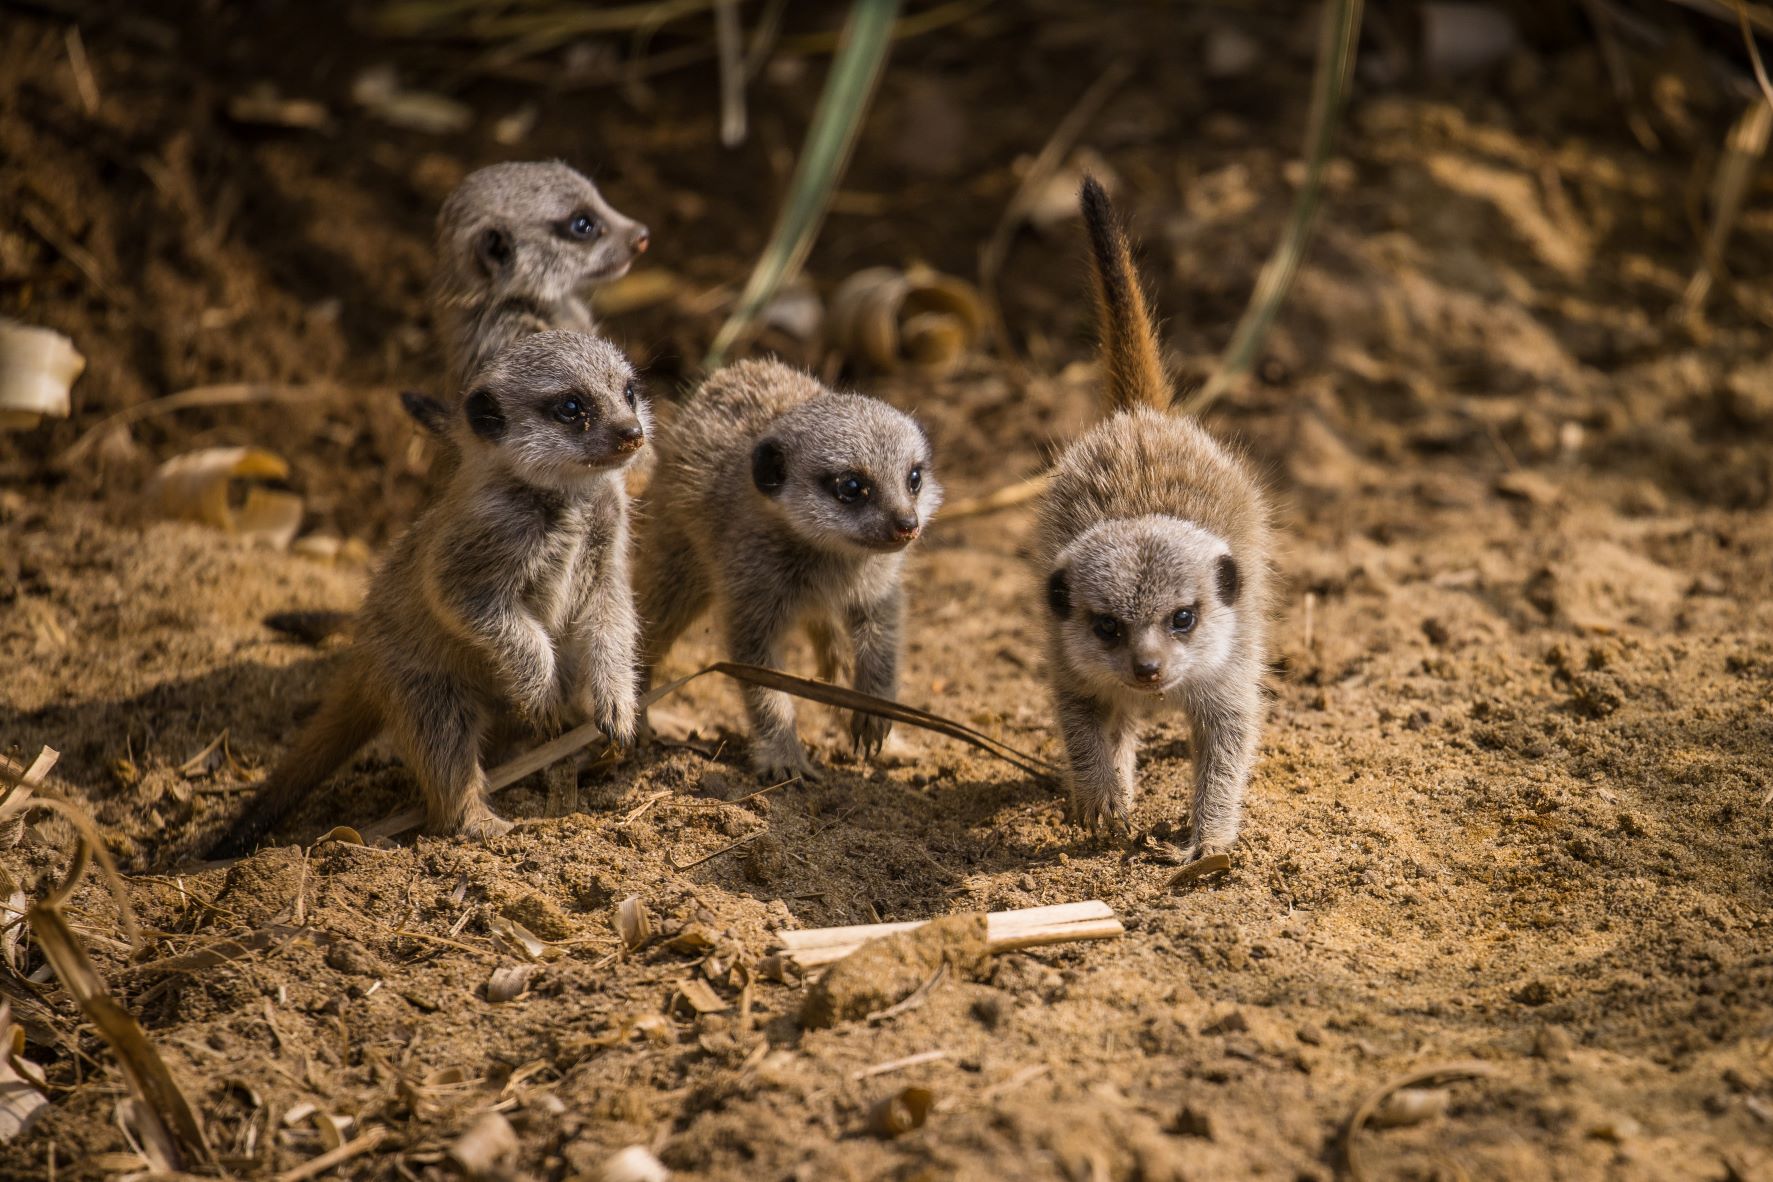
top-left (150, 446), bottom-right (303, 549)
top-left (868, 1086), bottom-right (934, 1138)
top-left (827, 266), bottom-right (983, 376)
top-left (0, 319), bottom-right (83, 431)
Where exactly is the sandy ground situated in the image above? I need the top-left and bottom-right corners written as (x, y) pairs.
top-left (3, 3), bottom-right (1772, 1179)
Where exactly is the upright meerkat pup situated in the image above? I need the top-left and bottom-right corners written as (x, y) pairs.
top-left (432, 160), bottom-right (650, 395)
top-left (1035, 178), bottom-right (1272, 862)
top-left (635, 360), bottom-right (941, 782)
top-left (209, 331), bottom-right (650, 857)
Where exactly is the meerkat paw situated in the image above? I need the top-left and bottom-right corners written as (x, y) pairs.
top-left (850, 710), bottom-right (893, 759)
top-left (438, 799), bottom-right (513, 843)
top-left (751, 735), bottom-right (819, 786)
top-left (1069, 784), bottom-right (1133, 836)
top-left (591, 694), bottom-right (638, 749)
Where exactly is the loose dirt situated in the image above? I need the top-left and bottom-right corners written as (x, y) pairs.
top-left (3, 4), bottom-right (1771, 1180)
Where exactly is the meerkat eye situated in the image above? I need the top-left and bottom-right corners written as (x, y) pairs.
top-left (553, 396), bottom-right (586, 423)
top-left (1091, 614), bottom-right (1123, 645)
top-left (907, 465), bottom-right (923, 493)
top-left (565, 212), bottom-right (601, 240)
top-left (1170, 607), bottom-right (1198, 634)
top-left (623, 380), bottom-right (637, 408)
top-left (830, 473), bottom-right (869, 503)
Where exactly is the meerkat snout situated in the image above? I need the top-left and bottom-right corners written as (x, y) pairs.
top-left (460, 332), bottom-right (652, 482)
top-left (748, 398), bottom-right (941, 556)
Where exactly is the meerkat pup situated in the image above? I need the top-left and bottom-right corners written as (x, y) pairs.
top-left (1035, 178), bottom-right (1272, 863)
top-left (433, 160), bottom-right (650, 395)
top-left (209, 331), bottom-right (650, 857)
top-left (635, 360), bottom-right (941, 782)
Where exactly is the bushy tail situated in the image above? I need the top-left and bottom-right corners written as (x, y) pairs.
top-left (205, 676), bottom-right (379, 859)
top-left (1080, 176), bottom-right (1171, 413)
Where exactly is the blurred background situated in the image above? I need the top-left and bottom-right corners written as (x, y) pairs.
top-left (2, 0), bottom-right (1770, 538)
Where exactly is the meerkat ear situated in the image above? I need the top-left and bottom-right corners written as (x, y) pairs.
top-left (751, 439), bottom-right (787, 494)
top-left (474, 225), bottom-right (515, 279)
top-left (400, 390), bottom-right (451, 437)
top-left (464, 388), bottom-right (506, 441)
top-left (1047, 569), bottom-right (1071, 619)
top-left (1216, 554), bottom-right (1240, 605)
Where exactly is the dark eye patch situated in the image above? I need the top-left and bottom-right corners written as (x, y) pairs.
top-left (1091, 614), bottom-right (1124, 646)
top-left (828, 472), bottom-right (870, 503)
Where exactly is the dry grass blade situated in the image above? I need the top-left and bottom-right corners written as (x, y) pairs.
top-left (705, 0), bottom-right (901, 368)
top-left (1342, 1060), bottom-right (1497, 1182)
top-left (119, 925), bottom-right (326, 983)
top-left (939, 473), bottom-right (1047, 522)
top-left (61, 382), bottom-right (343, 465)
top-left (707, 662), bottom-right (1059, 779)
top-left (1738, 0), bottom-right (1773, 107)
top-left (715, 0), bottom-right (746, 147)
top-left (276, 1125), bottom-right (388, 1182)
top-left (978, 59), bottom-right (1132, 358)
top-left (1679, 98), bottom-right (1772, 317)
top-left (26, 904), bottom-right (212, 1169)
top-left (1182, 0), bottom-right (1364, 416)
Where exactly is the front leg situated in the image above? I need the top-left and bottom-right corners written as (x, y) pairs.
top-left (722, 585), bottom-right (816, 783)
top-left (846, 584), bottom-right (904, 758)
top-left (1055, 684), bottom-right (1139, 835)
top-left (568, 536), bottom-right (639, 747)
top-left (1180, 674), bottom-right (1262, 861)
top-left (458, 597), bottom-right (559, 729)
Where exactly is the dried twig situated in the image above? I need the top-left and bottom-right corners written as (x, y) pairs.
top-left (779, 900), bottom-right (1122, 970)
top-left (851, 1049), bottom-right (948, 1081)
top-left (668, 829), bottom-right (766, 872)
top-left (61, 383), bottom-right (344, 465)
top-left (276, 1125), bottom-right (389, 1182)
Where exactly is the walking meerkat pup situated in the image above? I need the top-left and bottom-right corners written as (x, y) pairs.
top-left (1035, 178), bottom-right (1272, 863)
top-left (209, 331), bottom-right (650, 857)
top-left (635, 360), bottom-right (942, 782)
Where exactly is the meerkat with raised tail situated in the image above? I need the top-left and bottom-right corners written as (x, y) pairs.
top-left (635, 360), bottom-right (941, 782)
top-left (1035, 178), bottom-right (1272, 863)
top-left (209, 331), bottom-right (650, 858)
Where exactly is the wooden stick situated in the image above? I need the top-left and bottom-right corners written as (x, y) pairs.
top-left (777, 901), bottom-right (1122, 969)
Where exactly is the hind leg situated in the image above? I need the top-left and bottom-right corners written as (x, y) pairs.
top-left (388, 674), bottom-right (510, 840)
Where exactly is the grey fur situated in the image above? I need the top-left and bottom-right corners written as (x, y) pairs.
top-left (1038, 179), bottom-right (1272, 863)
top-left (434, 161), bottom-right (649, 395)
top-left (208, 331), bottom-right (649, 858)
top-left (635, 359), bottom-right (941, 782)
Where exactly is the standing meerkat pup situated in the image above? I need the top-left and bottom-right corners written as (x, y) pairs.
top-left (635, 360), bottom-right (942, 782)
top-left (209, 331), bottom-right (650, 857)
top-left (1035, 178), bottom-right (1272, 862)
top-left (432, 160), bottom-right (650, 395)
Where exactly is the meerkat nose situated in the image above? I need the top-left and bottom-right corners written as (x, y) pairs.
top-left (1133, 659), bottom-right (1163, 684)
top-left (891, 515), bottom-right (919, 539)
top-left (631, 226), bottom-right (650, 254)
top-left (614, 424), bottom-right (646, 451)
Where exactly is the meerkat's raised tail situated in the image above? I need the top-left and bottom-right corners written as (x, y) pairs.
top-left (206, 678), bottom-right (380, 859)
top-left (1079, 176), bottom-right (1171, 413)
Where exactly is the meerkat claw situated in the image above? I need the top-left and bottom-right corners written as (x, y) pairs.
top-left (851, 711), bottom-right (892, 759)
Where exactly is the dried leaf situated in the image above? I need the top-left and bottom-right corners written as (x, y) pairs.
top-left (595, 1144), bottom-right (671, 1182)
top-left (665, 924), bottom-right (718, 954)
top-left (0, 1005), bottom-right (48, 1143)
top-left (315, 826), bottom-right (364, 847)
top-left (448, 1111), bottom-right (517, 1179)
top-left (0, 319), bottom-right (82, 431)
top-left (615, 895), bottom-right (652, 951)
top-left (827, 266), bottom-right (982, 375)
top-left (27, 904), bottom-right (211, 1169)
top-left (486, 965), bottom-right (534, 1003)
top-left (352, 65), bottom-right (471, 134)
top-left (867, 1086), bottom-right (934, 1138)
top-left (675, 979), bottom-right (728, 1016)
top-left (490, 916), bottom-right (561, 963)
top-left (0, 748), bottom-right (56, 848)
